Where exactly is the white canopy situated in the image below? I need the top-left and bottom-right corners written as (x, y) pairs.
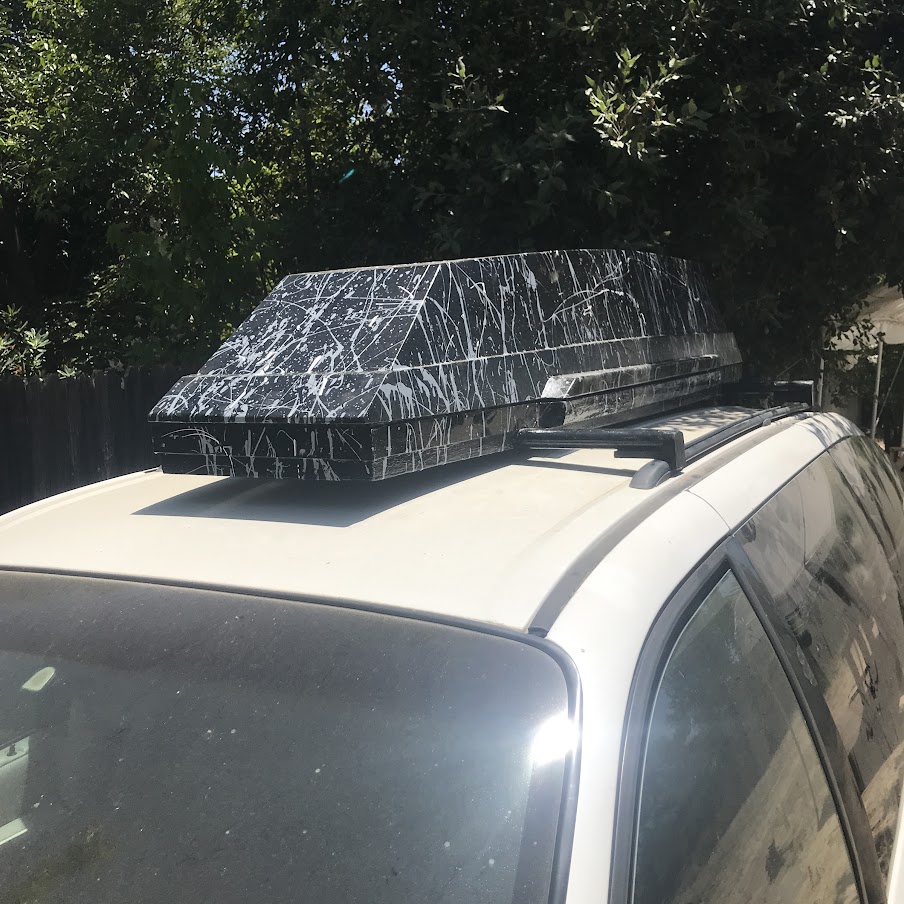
top-left (835, 285), bottom-right (904, 349)
top-left (829, 284), bottom-right (904, 440)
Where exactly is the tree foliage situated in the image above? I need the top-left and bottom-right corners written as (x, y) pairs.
top-left (2, 0), bottom-right (903, 375)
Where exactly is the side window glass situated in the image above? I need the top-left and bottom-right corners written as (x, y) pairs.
top-left (739, 451), bottom-right (904, 879)
top-left (830, 436), bottom-right (904, 569)
top-left (633, 571), bottom-right (858, 904)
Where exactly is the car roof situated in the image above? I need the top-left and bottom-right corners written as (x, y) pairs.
top-left (0, 406), bottom-right (829, 631)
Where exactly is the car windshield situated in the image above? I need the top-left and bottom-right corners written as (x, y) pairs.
top-left (0, 571), bottom-right (572, 904)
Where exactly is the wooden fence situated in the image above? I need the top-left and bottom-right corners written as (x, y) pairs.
top-left (0, 366), bottom-right (185, 515)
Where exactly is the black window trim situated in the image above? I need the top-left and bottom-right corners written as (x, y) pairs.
top-left (607, 540), bottom-right (877, 904)
top-left (0, 564), bottom-right (582, 904)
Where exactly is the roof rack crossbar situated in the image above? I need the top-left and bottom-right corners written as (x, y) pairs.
top-left (516, 427), bottom-right (687, 471)
top-left (517, 400), bottom-right (811, 489)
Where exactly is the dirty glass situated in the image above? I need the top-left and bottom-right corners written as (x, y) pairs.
top-left (633, 571), bottom-right (859, 904)
top-left (830, 436), bottom-right (904, 568)
top-left (739, 444), bottom-right (904, 879)
top-left (0, 571), bottom-right (570, 904)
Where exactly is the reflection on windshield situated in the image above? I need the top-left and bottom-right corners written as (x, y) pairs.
top-left (530, 714), bottom-right (579, 767)
top-left (0, 571), bottom-right (570, 904)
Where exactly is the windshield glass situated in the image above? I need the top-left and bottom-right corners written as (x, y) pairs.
top-left (0, 571), bottom-right (571, 904)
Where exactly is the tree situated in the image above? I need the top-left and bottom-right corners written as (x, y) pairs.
top-left (1, 0), bottom-right (279, 370)
top-left (2, 0), bottom-right (903, 375)
top-left (324, 0), bottom-right (904, 370)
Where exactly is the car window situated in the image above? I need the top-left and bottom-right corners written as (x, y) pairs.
top-left (738, 444), bottom-right (904, 879)
top-left (830, 435), bottom-right (904, 568)
top-left (632, 571), bottom-right (859, 904)
top-left (0, 571), bottom-right (572, 904)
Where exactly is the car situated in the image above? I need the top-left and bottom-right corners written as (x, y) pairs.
top-left (1, 249), bottom-right (902, 904)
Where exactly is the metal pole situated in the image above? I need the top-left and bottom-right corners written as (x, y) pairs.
top-left (815, 356), bottom-right (825, 411)
top-left (896, 380), bottom-right (904, 453)
top-left (899, 376), bottom-right (904, 449)
top-left (871, 338), bottom-right (884, 440)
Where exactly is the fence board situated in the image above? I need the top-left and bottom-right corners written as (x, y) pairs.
top-left (0, 366), bottom-right (185, 515)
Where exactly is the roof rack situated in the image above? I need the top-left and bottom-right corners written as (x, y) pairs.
top-left (148, 249), bottom-right (743, 482)
top-left (517, 397), bottom-right (811, 490)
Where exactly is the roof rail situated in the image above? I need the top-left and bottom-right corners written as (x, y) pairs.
top-left (517, 400), bottom-right (811, 489)
top-left (726, 379), bottom-right (814, 408)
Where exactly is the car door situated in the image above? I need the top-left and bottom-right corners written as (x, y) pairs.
top-left (732, 435), bottom-right (904, 903)
top-left (610, 556), bottom-right (865, 904)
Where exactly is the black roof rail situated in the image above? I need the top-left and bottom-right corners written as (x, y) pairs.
top-left (727, 379), bottom-right (814, 407)
top-left (516, 401), bottom-right (811, 489)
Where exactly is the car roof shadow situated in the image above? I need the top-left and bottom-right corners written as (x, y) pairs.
top-left (134, 452), bottom-right (523, 527)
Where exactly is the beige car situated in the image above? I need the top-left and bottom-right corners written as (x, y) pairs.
top-left (0, 403), bottom-right (902, 904)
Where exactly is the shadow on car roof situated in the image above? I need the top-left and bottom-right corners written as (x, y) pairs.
top-left (133, 451), bottom-right (527, 527)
